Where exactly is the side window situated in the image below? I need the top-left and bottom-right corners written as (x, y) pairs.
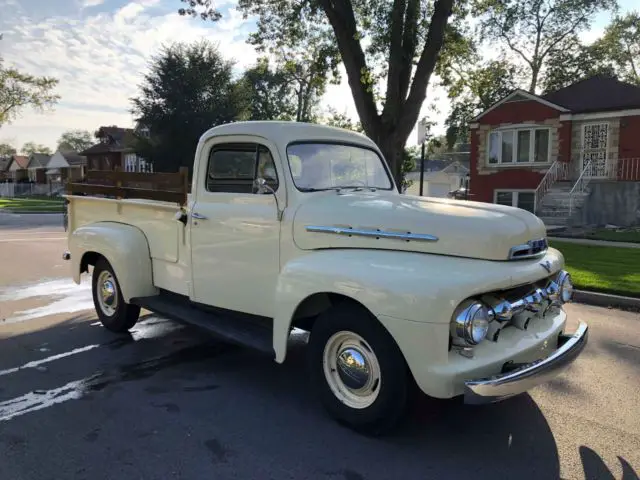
top-left (256, 146), bottom-right (279, 191)
top-left (205, 143), bottom-right (279, 194)
top-left (206, 144), bottom-right (256, 193)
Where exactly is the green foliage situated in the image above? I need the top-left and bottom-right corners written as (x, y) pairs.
top-left (541, 35), bottom-right (617, 92)
top-left (0, 58), bottom-right (60, 126)
top-left (239, 58), bottom-right (297, 121)
top-left (21, 141), bottom-right (51, 155)
top-left (322, 108), bottom-right (363, 132)
top-left (130, 40), bottom-right (248, 172)
top-left (592, 12), bottom-right (640, 85)
top-left (476, 0), bottom-right (618, 93)
top-left (0, 142), bottom-right (16, 156)
top-left (56, 129), bottom-right (94, 153)
top-left (237, 0), bottom-right (340, 122)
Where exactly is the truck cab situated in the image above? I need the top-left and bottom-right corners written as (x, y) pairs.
top-left (64, 121), bottom-right (588, 435)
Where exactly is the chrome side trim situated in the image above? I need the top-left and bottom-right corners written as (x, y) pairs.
top-left (305, 225), bottom-right (438, 242)
top-left (464, 321), bottom-right (588, 404)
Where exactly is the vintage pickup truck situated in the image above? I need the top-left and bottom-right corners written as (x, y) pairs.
top-left (64, 121), bottom-right (588, 434)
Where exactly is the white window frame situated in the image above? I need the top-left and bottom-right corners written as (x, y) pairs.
top-left (493, 189), bottom-right (537, 212)
top-left (487, 125), bottom-right (552, 166)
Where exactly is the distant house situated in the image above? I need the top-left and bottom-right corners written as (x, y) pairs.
top-left (46, 150), bottom-right (87, 184)
top-left (8, 155), bottom-right (30, 182)
top-left (405, 161), bottom-right (469, 197)
top-left (469, 75), bottom-right (640, 226)
top-left (26, 153), bottom-right (52, 183)
top-left (0, 157), bottom-right (11, 181)
top-left (80, 126), bottom-right (152, 173)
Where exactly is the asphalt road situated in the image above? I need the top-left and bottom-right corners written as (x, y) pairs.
top-left (0, 220), bottom-right (639, 480)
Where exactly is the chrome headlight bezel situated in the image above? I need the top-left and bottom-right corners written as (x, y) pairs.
top-left (451, 301), bottom-right (492, 347)
top-left (557, 270), bottom-right (574, 303)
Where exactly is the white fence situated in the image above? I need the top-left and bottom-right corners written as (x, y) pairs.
top-left (0, 182), bottom-right (64, 198)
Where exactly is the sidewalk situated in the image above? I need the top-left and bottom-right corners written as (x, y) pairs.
top-left (549, 236), bottom-right (640, 249)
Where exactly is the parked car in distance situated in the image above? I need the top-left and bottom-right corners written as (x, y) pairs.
top-left (63, 121), bottom-right (588, 435)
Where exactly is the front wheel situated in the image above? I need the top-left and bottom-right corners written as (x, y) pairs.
top-left (92, 258), bottom-right (140, 332)
top-left (308, 302), bottom-right (410, 436)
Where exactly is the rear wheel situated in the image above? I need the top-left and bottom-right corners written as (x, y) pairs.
top-left (92, 258), bottom-right (140, 332)
top-left (308, 302), bottom-right (410, 435)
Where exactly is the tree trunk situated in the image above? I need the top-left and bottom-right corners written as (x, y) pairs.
top-left (377, 130), bottom-right (405, 190)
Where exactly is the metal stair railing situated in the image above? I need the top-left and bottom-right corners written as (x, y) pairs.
top-left (568, 160), bottom-right (593, 216)
top-left (534, 160), bottom-right (570, 214)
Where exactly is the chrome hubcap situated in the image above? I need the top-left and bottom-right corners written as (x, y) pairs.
top-left (97, 271), bottom-right (118, 316)
top-left (323, 331), bottom-right (381, 409)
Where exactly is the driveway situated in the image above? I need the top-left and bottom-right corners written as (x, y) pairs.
top-left (0, 222), bottom-right (639, 480)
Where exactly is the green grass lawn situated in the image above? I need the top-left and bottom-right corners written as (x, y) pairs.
top-left (583, 228), bottom-right (640, 244)
top-left (551, 240), bottom-right (640, 298)
top-left (0, 197), bottom-right (65, 213)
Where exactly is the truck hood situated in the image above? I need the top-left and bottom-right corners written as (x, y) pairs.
top-left (292, 191), bottom-right (547, 261)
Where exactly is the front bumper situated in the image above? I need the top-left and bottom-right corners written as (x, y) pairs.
top-left (464, 321), bottom-right (588, 404)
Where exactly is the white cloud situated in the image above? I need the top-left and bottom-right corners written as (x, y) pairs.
top-left (0, 1), bottom-right (258, 150)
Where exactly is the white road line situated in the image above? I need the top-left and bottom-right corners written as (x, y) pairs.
top-left (0, 237), bottom-right (66, 242)
top-left (0, 376), bottom-right (98, 422)
top-left (0, 344), bottom-right (100, 377)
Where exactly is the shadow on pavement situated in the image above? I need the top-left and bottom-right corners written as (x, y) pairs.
top-left (579, 445), bottom-right (639, 480)
top-left (0, 313), bottom-right (562, 480)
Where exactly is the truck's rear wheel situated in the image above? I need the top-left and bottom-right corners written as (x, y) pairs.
top-left (308, 302), bottom-right (409, 435)
top-left (92, 258), bottom-right (140, 333)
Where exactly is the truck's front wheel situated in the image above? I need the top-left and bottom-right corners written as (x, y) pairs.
top-left (92, 258), bottom-right (140, 333)
top-left (308, 302), bottom-right (410, 436)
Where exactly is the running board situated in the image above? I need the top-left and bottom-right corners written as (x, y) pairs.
top-left (130, 293), bottom-right (274, 356)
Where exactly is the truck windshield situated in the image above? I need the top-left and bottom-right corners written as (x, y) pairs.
top-left (287, 142), bottom-right (393, 192)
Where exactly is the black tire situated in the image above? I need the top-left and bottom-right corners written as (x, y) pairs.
top-left (308, 301), bottom-right (410, 436)
top-left (92, 257), bottom-right (140, 333)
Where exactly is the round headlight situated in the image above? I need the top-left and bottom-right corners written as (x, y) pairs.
top-left (557, 270), bottom-right (574, 303)
top-left (451, 301), bottom-right (492, 346)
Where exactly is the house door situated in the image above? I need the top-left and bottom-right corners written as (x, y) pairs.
top-left (581, 123), bottom-right (609, 178)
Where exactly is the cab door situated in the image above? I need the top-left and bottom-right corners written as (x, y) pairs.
top-left (189, 138), bottom-right (283, 318)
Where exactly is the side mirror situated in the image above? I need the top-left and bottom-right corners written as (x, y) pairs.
top-left (254, 177), bottom-right (283, 221)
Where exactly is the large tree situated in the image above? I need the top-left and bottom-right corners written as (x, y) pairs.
top-left (591, 11), bottom-right (640, 85)
top-left (21, 141), bottom-right (52, 155)
top-left (477, 0), bottom-right (617, 94)
top-left (56, 129), bottom-right (94, 152)
top-left (131, 40), bottom-right (249, 172)
top-left (0, 142), bottom-right (16, 157)
top-left (177, 0), bottom-right (459, 186)
top-left (541, 35), bottom-right (616, 92)
top-left (239, 58), bottom-right (297, 121)
top-left (0, 58), bottom-right (60, 127)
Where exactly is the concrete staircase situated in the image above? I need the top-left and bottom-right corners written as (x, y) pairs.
top-left (536, 181), bottom-right (590, 227)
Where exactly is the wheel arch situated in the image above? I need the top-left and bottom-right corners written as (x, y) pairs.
top-left (69, 222), bottom-right (158, 302)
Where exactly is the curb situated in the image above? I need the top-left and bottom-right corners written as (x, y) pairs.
top-left (574, 290), bottom-right (640, 312)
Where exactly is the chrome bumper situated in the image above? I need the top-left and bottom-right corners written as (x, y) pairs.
top-left (464, 321), bottom-right (588, 404)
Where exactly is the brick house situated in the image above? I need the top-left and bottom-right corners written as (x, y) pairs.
top-left (80, 126), bottom-right (152, 173)
top-left (469, 75), bottom-right (640, 226)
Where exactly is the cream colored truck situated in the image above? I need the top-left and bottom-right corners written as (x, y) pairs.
top-left (64, 121), bottom-right (588, 434)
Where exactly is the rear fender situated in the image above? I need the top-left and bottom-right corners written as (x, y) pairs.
top-left (69, 222), bottom-right (158, 302)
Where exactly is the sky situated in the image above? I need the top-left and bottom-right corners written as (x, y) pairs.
top-left (0, 0), bottom-right (636, 152)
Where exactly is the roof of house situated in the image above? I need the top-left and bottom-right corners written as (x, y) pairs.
top-left (81, 125), bottom-right (137, 155)
top-left (27, 153), bottom-right (52, 168)
top-left (542, 75), bottom-right (640, 114)
top-left (61, 151), bottom-right (87, 166)
top-left (11, 155), bottom-right (30, 169)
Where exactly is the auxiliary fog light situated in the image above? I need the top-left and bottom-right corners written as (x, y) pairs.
top-left (451, 301), bottom-right (492, 347)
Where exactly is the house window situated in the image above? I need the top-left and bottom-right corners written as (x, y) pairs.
top-left (494, 190), bottom-right (536, 213)
top-left (488, 127), bottom-right (551, 165)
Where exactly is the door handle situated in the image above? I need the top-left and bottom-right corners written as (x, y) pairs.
top-left (191, 212), bottom-right (207, 220)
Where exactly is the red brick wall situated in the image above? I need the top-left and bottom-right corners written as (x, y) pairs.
top-left (470, 168), bottom-right (545, 203)
top-left (619, 115), bottom-right (640, 158)
top-left (480, 100), bottom-right (562, 125)
top-left (558, 120), bottom-right (572, 163)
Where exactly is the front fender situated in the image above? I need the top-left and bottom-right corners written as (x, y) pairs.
top-left (272, 248), bottom-right (565, 363)
top-left (69, 222), bottom-right (158, 302)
